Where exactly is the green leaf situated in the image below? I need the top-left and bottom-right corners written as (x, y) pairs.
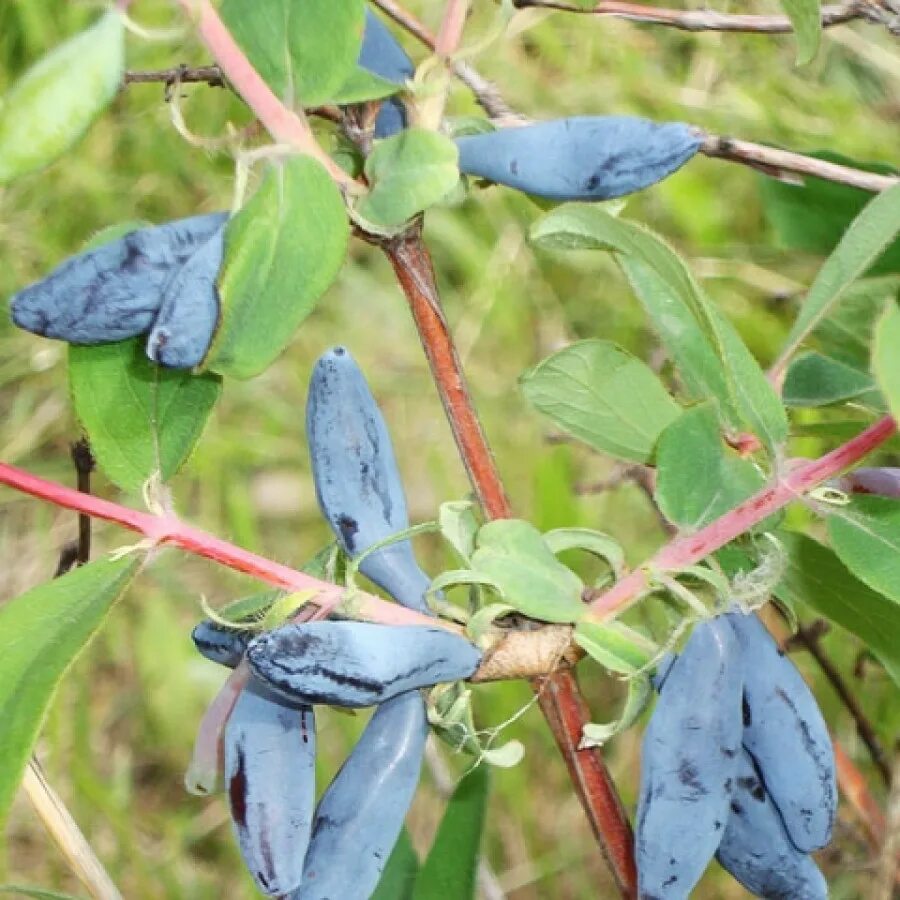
top-left (0, 556), bottom-right (141, 826)
top-left (531, 205), bottom-right (787, 451)
top-left (812, 276), bottom-right (900, 370)
top-left (356, 129), bottom-right (460, 229)
top-left (580, 674), bottom-right (652, 748)
top-left (542, 527), bottom-right (625, 577)
top-left (371, 829), bottom-right (419, 900)
top-left (827, 495), bottom-right (900, 606)
top-left (219, 0), bottom-right (365, 106)
top-left (775, 531), bottom-right (900, 686)
top-left (778, 182), bottom-right (900, 366)
top-left (0, 9), bottom-right (124, 184)
top-left (655, 402), bottom-right (765, 529)
top-left (778, 0), bottom-right (822, 65)
top-left (620, 259), bottom-right (734, 415)
top-left (470, 519), bottom-right (587, 623)
top-left (208, 156), bottom-right (349, 379)
top-left (69, 339), bottom-right (222, 494)
top-left (412, 766), bottom-right (489, 900)
top-left (573, 620), bottom-right (656, 675)
top-left (332, 66), bottom-right (400, 105)
top-left (759, 154), bottom-right (900, 275)
top-left (872, 297), bottom-right (900, 422)
top-left (439, 501), bottom-right (480, 564)
top-left (783, 351), bottom-right (876, 407)
top-left (520, 339), bottom-right (681, 463)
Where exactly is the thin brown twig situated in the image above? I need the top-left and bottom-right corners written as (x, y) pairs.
top-left (71, 439), bottom-right (95, 565)
top-left (124, 64), bottom-right (226, 87)
top-left (378, 222), bottom-right (638, 899)
top-left (510, 0), bottom-right (895, 33)
top-left (784, 620), bottom-right (891, 786)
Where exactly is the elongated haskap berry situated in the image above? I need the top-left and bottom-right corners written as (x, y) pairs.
top-left (289, 690), bottom-right (427, 900)
top-left (246, 621), bottom-right (482, 708)
top-left (358, 10), bottom-right (413, 138)
top-left (454, 116), bottom-right (701, 202)
top-left (307, 346), bottom-right (431, 614)
top-left (637, 617), bottom-right (743, 900)
top-left (146, 225), bottom-right (225, 369)
top-left (715, 750), bottom-right (828, 900)
top-left (224, 684), bottom-right (316, 896)
top-left (727, 611), bottom-right (836, 853)
top-left (191, 620), bottom-right (251, 669)
top-left (9, 212), bottom-right (227, 344)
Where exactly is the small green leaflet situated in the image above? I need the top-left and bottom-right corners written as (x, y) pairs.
top-left (758, 154), bottom-right (900, 275)
top-left (0, 556), bottom-right (142, 827)
top-left (783, 351), bottom-right (876, 407)
top-left (219, 0), bottom-right (367, 107)
top-left (411, 766), bottom-right (489, 900)
top-left (530, 205), bottom-right (787, 452)
top-left (208, 156), bottom-right (349, 379)
top-left (520, 339), bottom-right (681, 463)
top-left (574, 619), bottom-right (657, 675)
top-left (775, 531), bottom-right (900, 686)
top-left (872, 297), bottom-right (900, 423)
top-left (655, 402), bottom-right (765, 529)
top-left (580, 674), bottom-right (652, 748)
top-left (371, 830), bottom-right (419, 900)
top-left (777, 0), bottom-right (822, 65)
top-left (776, 181), bottom-right (900, 371)
top-left (439, 500), bottom-right (480, 564)
top-left (470, 519), bottom-right (587, 623)
top-left (69, 339), bottom-right (222, 494)
top-left (827, 495), bottom-right (900, 607)
top-left (356, 129), bottom-right (460, 229)
top-left (0, 9), bottom-right (124, 184)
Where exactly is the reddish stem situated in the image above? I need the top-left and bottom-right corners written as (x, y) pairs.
top-left (589, 415), bottom-right (897, 618)
top-left (0, 462), bottom-right (435, 629)
top-left (382, 225), bottom-right (638, 899)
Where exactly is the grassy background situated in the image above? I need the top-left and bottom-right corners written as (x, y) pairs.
top-left (1, 1), bottom-right (898, 897)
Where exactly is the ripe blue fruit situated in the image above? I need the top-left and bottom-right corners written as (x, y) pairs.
top-left (307, 346), bottom-right (432, 614)
top-left (246, 621), bottom-right (482, 708)
top-left (224, 683), bottom-right (316, 896)
top-left (145, 225), bottom-right (225, 369)
top-left (726, 611), bottom-right (836, 853)
top-left (636, 617), bottom-right (743, 899)
top-left (358, 10), bottom-right (413, 138)
top-left (9, 212), bottom-right (227, 344)
top-left (288, 690), bottom-right (427, 900)
top-left (454, 116), bottom-right (702, 201)
top-left (715, 750), bottom-right (828, 900)
top-left (191, 620), bottom-right (250, 669)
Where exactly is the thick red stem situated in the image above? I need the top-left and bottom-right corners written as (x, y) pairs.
top-left (383, 225), bottom-right (638, 899)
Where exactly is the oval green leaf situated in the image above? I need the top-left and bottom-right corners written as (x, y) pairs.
top-left (207, 156), bottom-right (349, 379)
top-left (0, 9), bottom-right (124, 184)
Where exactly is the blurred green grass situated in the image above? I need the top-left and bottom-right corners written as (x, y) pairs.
top-left (1, 1), bottom-right (897, 897)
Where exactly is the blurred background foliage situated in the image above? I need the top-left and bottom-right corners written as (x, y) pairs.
top-left (0, 1), bottom-right (897, 897)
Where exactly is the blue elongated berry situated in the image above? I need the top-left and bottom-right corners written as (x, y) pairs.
top-left (224, 683), bottom-right (316, 896)
top-left (246, 621), bottom-right (482, 708)
top-left (146, 224), bottom-right (225, 369)
top-left (715, 750), bottom-right (828, 900)
top-left (454, 116), bottom-right (702, 202)
top-left (726, 611), bottom-right (836, 853)
top-left (636, 617), bottom-right (743, 900)
top-left (9, 212), bottom-right (227, 344)
top-left (358, 10), bottom-right (413, 138)
top-left (288, 690), bottom-right (428, 900)
top-left (306, 346), bottom-right (431, 614)
top-left (191, 620), bottom-right (251, 669)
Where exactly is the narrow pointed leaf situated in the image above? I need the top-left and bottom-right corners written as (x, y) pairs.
top-left (0, 556), bottom-right (141, 826)
top-left (778, 0), bottom-right (822, 65)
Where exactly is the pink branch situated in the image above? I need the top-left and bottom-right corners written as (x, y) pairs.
top-left (588, 415), bottom-right (898, 618)
top-left (174, 0), bottom-right (355, 188)
top-left (0, 462), bottom-right (433, 628)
